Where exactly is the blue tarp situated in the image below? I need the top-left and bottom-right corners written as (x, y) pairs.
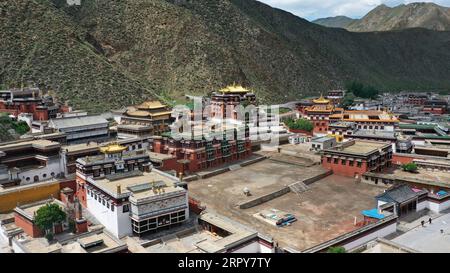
top-left (362, 209), bottom-right (385, 220)
top-left (437, 190), bottom-right (448, 196)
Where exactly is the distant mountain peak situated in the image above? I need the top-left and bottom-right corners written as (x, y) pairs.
top-left (314, 2), bottom-right (450, 32)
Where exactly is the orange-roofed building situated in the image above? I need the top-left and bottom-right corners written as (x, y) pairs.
top-left (304, 95), bottom-right (343, 134)
top-left (121, 100), bottom-right (173, 136)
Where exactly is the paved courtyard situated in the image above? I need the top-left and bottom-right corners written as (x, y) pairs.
top-left (188, 158), bottom-right (384, 251)
top-left (392, 212), bottom-right (450, 253)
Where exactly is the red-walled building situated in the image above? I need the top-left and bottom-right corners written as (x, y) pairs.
top-left (152, 132), bottom-right (252, 175)
top-left (322, 140), bottom-right (393, 178)
top-left (305, 96), bottom-right (343, 135)
top-left (422, 100), bottom-right (448, 115)
top-left (0, 88), bottom-right (61, 121)
top-left (14, 199), bottom-right (66, 238)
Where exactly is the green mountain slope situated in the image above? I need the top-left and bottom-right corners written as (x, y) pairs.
top-left (1, 0), bottom-right (450, 112)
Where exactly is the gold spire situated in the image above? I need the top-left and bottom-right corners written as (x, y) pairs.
top-left (313, 94), bottom-right (330, 104)
top-left (219, 83), bottom-right (250, 93)
top-left (100, 143), bottom-right (127, 154)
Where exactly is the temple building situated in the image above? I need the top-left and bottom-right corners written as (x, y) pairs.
top-left (151, 127), bottom-right (252, 175)
top-left (327, 90), bottom-right (345, 105)
top-left (422, 99), bottom-right (448, 115)
top-left (304, 95), bottom-right (343, 134)
top-left (49, 115), bottom-right (111, 145)
top-left (75, 143), bottom-right (152, 207)
top-left (121, 100), bottom-right (172, 136)
top-left (0, 88), bottom-right (62, 121)
top-left (329, 110), bottom-right (399, 132)
top-left (0, 139), bottom-right (63, 187)
top-left (84, 169), bottom-right (188, 238)
top-left (322, 140), bottom-right (393, 178)
top-left (210, 84), bottom-right (257, 120)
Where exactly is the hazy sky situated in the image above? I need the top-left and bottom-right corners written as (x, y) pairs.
top-left (258, 0), bottom-right (450, 21)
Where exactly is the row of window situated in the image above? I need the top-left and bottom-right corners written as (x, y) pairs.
top-left (23, 172), bottom-right (56, 182)
top-left (357, 125), bottom-right (385, 130)
top-left (132, 211), bottom-right (186, 234)
top-left (87, 188), bottom-right (130, 213)
top-left (327, 157), bottom-right (363, 168)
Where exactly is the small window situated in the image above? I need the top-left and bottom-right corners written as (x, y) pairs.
top-left (123, 204), bottom-right (130, 213)
top-left (111, 205), bottom-right (115, 212)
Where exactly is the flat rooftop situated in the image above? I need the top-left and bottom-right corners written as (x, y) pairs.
top-left (0, 139), bottom-right (61, 151)
top-left (16, 227), bottom-right (126, 253)
top-left (144, 213), bottom-right (257, 253)
top-left (88, 170), bottom-right (182, 201)
top-left (15, 199), bottom-right (65, 220)
top-left (391, 168), bottom-right (450, 188)
top-left (391, 212), bottom-right (450, 252)
top-left (62, 142), bottom-right (100, 154)
top-left (328, 140), bottom-right (390, 155)
top-left (188, 159), bottom-right (383, 251)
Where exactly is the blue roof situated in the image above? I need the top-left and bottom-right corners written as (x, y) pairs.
top-left (437, 190), bottom-right (448, 196)
top-left (362, 209), bottom-right (385, 220)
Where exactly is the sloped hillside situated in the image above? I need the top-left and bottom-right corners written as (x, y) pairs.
top-left (1, 0), bottom-right (450, 113)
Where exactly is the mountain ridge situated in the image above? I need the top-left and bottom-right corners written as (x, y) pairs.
top-left (314, 2), bottom-right (450, 32)
top-left (1, 0), bottom-right (450, 113)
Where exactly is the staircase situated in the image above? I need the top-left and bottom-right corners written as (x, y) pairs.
top-left (289, 181), bottom-right (309, 194)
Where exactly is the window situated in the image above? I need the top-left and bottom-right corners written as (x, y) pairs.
top-left (334, 158), bottom-right (339, 164)
top-left (357, 162), bottom-right (362, 168)
top-left (107, 203), bottom-right (110, 209)
top-left (327, 158), bottom-right (331, 163)
top-left (349, 161), bottom-right (354, 166)
top-left (42, 173), bottom-right (47, 178)
top-left (123, 204), bottom-right (130, 213)
top-left (102, 199), bottom-right (106, 206)
top-left (94, 195), bottom-right (98, 201)
top-left (341, 160), bottom-right (346, 165)
top-left (111, 205), bottom-right (115, 212)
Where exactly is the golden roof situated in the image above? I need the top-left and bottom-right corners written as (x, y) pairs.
top-left (219, 84), bottom-right (250, 93)
top-left (137, 100), bottom-right (167, 110)
top-left (100, 143), bottom-right (127, 154)
top-left (313, 95), bottom-right (330, 104)
top-left (126, 110), bottom-right (151, 117)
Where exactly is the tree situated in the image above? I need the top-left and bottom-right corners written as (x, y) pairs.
top-left (340, 92), bottom-right (355, 109)
top-left (345, 81), bottom-right (379, 99)
top-left (285, 118), bottom-right (314, 132)
top-left (402, 163), bottom-right (418, 173)
top-left (327, 246), bottom-right (346, 253)
top-left (35, 203), bottom-right (67, 237)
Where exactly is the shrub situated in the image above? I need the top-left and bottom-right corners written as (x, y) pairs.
top-left (285, 118), bottom-right (314, 132)
top-left (402, 163), bottom-right (418, 173)
top-left (327, 246), bottom-right (346, 253)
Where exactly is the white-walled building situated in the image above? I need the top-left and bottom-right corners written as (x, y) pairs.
top-left (0, 139), bottom-right (63, 187)
top-left (84, 168), bottom-right (188, 238)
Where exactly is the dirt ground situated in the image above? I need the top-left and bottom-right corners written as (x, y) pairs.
top-left (188, 158), bottom-right (384, 251)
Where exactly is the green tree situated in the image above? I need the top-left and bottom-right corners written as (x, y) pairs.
top-left (35, 203), bottom-right (67, 237)
top-left (285, 118), bottom-right (314, 132)
top-left (327, 246), bottom-right (346, 253)
top-left (402, 163), bottom-right (418, 173)
top-left (340, 92), bottom-right (355, 109)
top-left (345, 81), bottom-right (379, 99)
